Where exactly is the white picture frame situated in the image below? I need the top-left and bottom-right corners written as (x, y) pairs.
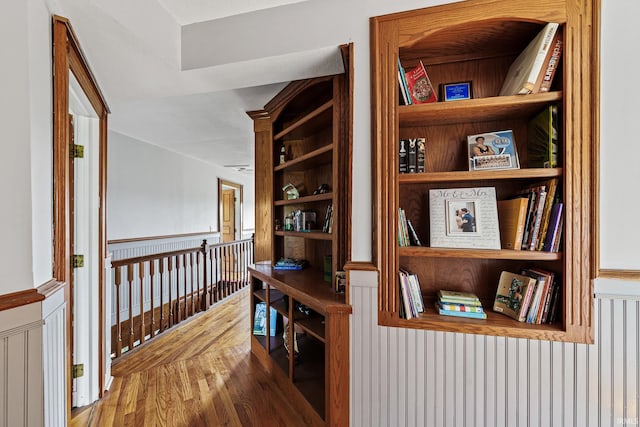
top-left (429, 187), bottom-right (501, 249)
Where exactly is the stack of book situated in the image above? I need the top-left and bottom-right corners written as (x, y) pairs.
top-left (499, 23), bottom-right (563, 96)
top-left (436, 290), bottom-right (486, 319)
top-left (493, 269), bottom-right (560, 324)
top-left (273, 258), bottom-right (308, 271)
top-left (397, 208), bottom-right (422, 247)
top-left (398, 269), bottom-right (425, 319)
top-left (398, 60), bottom-right (437, 105)
top-left (497, 178), bottom-right (563, 252)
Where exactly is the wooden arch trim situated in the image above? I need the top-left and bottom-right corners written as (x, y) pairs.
top-left (52, 14), bottom-right (110, 421)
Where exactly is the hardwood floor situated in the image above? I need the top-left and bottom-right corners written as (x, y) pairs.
top-left (71, 288), bottom-right (309, 427)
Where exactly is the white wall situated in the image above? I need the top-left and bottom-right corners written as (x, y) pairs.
top-left (599, 0), bottom-right (640, 270)
top-left (0, 0), bottom-right (56, 295)
top-left (107, 131), bottom-right (255, 240)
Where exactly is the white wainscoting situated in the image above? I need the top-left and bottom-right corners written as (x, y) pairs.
top-left (108, 233), bottom-right (220, 261)
top-left (350, 270), bottom-right (640, 427)
top-left (41, 286), bottom-right (66, 427)
top-left (0, 303), bottom-right (44, 427)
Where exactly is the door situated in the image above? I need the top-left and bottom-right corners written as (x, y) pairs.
top-left (222, 189), bottom-right (236, 242)
top-left (70, 104), bottom-right (101, 408)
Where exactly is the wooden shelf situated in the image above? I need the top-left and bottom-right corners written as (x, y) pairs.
top-left (296, 315), bottom-right (326, 342)
top-left (398, 92), bottom-right (563, 127)
top-left (274, 144), bottom-right (333, 172)
top-left (250, 263), bottom-right (349, 316)
top-left (399, 168), bottom-right (562, 184)
top-left (274, 192), bottom-right (333, 206)
top-left (274, 230), bottom-right (332, 241)
top-left (274, 100), bottom-right (333, 141)
top-left (253, 288), bottom-right (286, 303)
top-left (398, 246), bottom-right (562, 261)
top-left (371, 1), bottom-right (597, 343)
top-left (386, 305), bottom-right (566, 341)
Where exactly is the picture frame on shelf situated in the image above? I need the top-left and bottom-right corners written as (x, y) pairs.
top-left (439, 81), bottom-right (473, 101)
top-left (467, 130), bottom-right (520, 171)
top-left (429, 187), bottom-right (501, 249)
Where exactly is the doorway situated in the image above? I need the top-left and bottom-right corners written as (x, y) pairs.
top-left (52, 15), bottom-right (109, 421)
top-left (218, 179), bottom-right (243, 242)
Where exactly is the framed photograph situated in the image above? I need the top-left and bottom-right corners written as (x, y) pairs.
top-left (467, 130), bottom-right (520, 171)
top-left (439, 81), bottom-right (473, 101)
top-left (429, 187), bottom-right (501, 249)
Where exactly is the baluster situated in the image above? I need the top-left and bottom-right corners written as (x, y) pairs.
top-left (190, 252), bottom-right (196, 315)
top-left (127, 264), bottom-right (134, 351)
top-left (211, 246), bottom-right (218, 304)
top-left (168, 256), bottom-right (174, 327)
top-left (115, 266), bottom-right (123, 358)
top-left (150, 259), bottom-right (156, 338)
top-left (201, 241), bottom-right (209, 310)
top-left (139, 261), bottom-right (146, 344)
top-left (222, 246), bottom-right (227, 298)
top-left (182, 253), bottom-right (188, 320)
top-left (213, 246), bottom-right (222, 302)
top-left (159, 257), bottom-right (165, 332)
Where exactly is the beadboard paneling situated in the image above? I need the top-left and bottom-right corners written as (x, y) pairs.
top-left (350, 270), bottom-right (640, 427)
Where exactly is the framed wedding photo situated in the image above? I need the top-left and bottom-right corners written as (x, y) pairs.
top-left (429, 187), bottom-right (501, 249)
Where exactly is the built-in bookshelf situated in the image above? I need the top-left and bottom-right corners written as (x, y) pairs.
top-left (371, 0), bottom-right (598, 343)
top-left (247, 43), bottom-right (353, 425)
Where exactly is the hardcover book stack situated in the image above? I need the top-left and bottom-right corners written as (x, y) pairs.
top-left (436, 290), bottom-right (486, 319)
top-left (399, 138), bottom-right (426, 174)
top-left (493, 269), bottom-right (560, 324)
top-left (398, 269), bottom-right (425, 319)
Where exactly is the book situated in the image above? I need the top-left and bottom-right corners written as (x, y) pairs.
top-left (399, 271), bottom-right (420, 319)
top-left (534, 178), bottom-right (559, 251)
top-left (436, 302), bottom-right (487, 319)
top-left (405, 61), bottom-right (437, 104)
top-left (253, 302), bottom-right (277, 336)
top-left (437, 290), bottom-right (482, 306)
top-left (537, 26), bottom-right (563, 93)
top-left (493, 271), bottom-right (537, 322)
top-left (542, 202), bottom-right (564, 252)
top-left (497, 197), bottom-right (529, 250)
top-left (273, 258), bottom-right (307, 270)
top-left (399, 139), bottom-right (408, 173)
top-left (521, 268), bottom-right (550, 323)
top-left (467, 130), bottom-right (520, 171)
top-left (398, 58), bottom-right (412, 105)
top-left (416, 138), bottom-right (426, 172)
top-left (407, 139), bottom-right (417, 173)
top-left (406, 219), bottom-right (422, 246)
top-left (525, 268), bottom-right (555, 323)
top-left (528, 105), bottom-right (560, 168)
top-left (438, 302), bottom-right (484, 313)
top-left (499, 23), bottom-right (560, 96)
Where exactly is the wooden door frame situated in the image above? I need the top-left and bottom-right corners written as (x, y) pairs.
top-left (52, 15), bottom-right (109, 421)
top-left (217, 179), bottom-right (243, 241)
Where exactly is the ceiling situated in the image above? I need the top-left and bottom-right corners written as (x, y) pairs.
top-left (56, 0), bottom-right (346, 171)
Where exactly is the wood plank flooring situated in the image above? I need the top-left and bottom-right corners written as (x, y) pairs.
top-left (71, 288), bottom-right (309, 427)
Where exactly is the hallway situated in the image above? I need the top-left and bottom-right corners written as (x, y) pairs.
top-left (71, 288), bottom-right (306, 426)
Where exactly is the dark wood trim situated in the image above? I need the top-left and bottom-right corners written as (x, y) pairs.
top-left (36, 279), bottom-right (66, 299)
top-left (0, 289), bottom-right (45, 312)
top-left (343, 261), bottom-right (378, 272)
top-left (599, 270), bottom-right (640, 281)
top-left (53, 15), bottom-right (110, 419)
top-left (108, 231), bottom-right (219, 245)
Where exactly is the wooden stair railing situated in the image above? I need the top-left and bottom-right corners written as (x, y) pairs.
top-left (110, 237), bottom-right (254, 358)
